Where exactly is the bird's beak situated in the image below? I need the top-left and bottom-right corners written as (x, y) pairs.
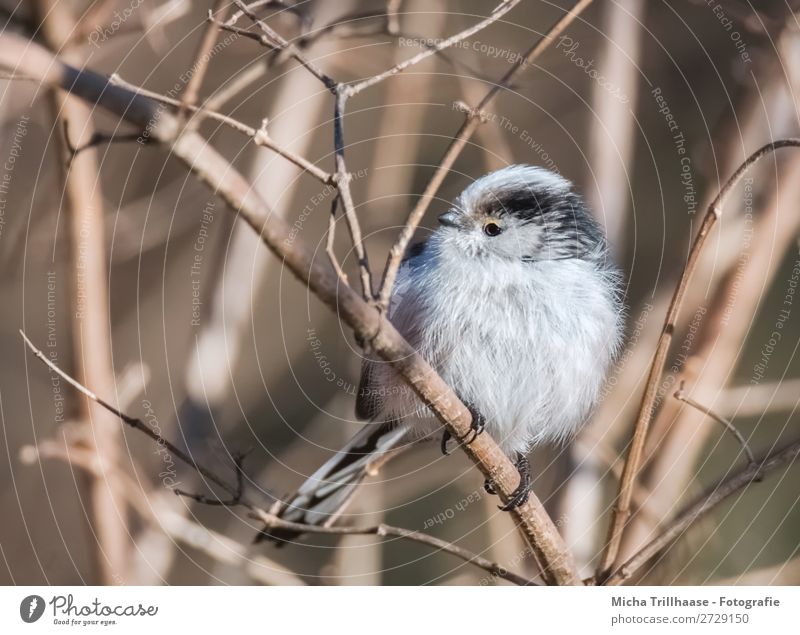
top-left (438, 210), bottom-right (467, 229)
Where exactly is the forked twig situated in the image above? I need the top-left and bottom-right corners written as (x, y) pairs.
top-left (596, 138), bottom-right (800, 581)
top-left (108, 73), bottom-right (333, 184)
top-left (604, 436), bottom-right (800, 585)
top-left (20, 330), bottom-right (536, 587)
top-left (673, 381), bottom-right (756, 465)
top-left (376, 0), bottom-right (595, 309)
top-left (326, 194), bottom-right (349, 285)
top-left (3, 27), bottom-right (581, 586)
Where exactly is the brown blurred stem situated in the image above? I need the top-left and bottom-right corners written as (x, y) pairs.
top-left (20, 330), bottom-right (536, 587)
top-left (595, 139), bottom-right (800, 582)
top-left (33, 0), bottom-right (130, 585)
top-left (604, 436), bottom-right (800, 585)
top-left (179, 0), bottom-right (231, 119)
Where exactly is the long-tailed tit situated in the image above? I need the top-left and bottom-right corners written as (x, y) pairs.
top-left (261, 165), bottom-right (624, 542)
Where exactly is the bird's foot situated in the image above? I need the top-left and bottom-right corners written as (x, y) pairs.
top-left (484, 453), bottom-right (531, 511)
top-left (440, 405), bottom-right (486, 455)
top-left (499, 453), bottom-right (531, 510)
top-left (463, 405), bottom-right (486, 445)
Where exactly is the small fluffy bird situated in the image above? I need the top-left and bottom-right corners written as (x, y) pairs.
top-left (262, 165), bottom-right (624, 542)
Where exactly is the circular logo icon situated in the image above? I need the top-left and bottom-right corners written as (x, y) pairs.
top-left (20, 595), bottom-right (45, 623)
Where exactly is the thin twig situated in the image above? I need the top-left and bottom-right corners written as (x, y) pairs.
top-left (179, 0), bottom-right (231, 118)
top-left (20, 330), bottom-right (238, 499)
top-left (61, 118), bottom-right (144, 163)
top-left (4, 37), bottom-right (581, 585)
top-left (595, 138), bottom-right (800, 581)
top-left (332, 90), bottom-right (373, 299)
top-left (604, 436), bottom-right (800, 585)
top-left (174, 450), bottom-right (250, 506)
top-left (108, 73), bottom-right (333, 184)
top-left (229, 0), bottom-right (336, 90)
top-left (20, 330), bottom-right (537, 587)
top-left (251, 509), bottom-right (537, 586)
top-left (326, 194), bottom-right (349, 285)
top-left (343, 0), bottom-right (521, 98)
top-left (673, 381), bottom-right (756, 465)
top-left (376, 0), bottom-right (595, 309)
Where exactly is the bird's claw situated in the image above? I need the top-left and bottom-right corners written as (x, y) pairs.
top-left (493, 454), bottom-right (531, 511)
top-left (441, 405), bottom-right (486, 455)
top-left (440, 429), bottom-right (453, 455)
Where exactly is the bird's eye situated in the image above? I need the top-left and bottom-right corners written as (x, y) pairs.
top-left (483, 221), bottom-right (502, 237)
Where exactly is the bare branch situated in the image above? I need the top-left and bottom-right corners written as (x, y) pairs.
top-left (179, 0), bottom-right (231, 117)
top-left (4, 35), bottom-right (580, 585)
top-left (326, 194), bottom-right (350, 285)
top-left (251, 509), bottom-right (537, 585)
top-left (332, 90), bottom-right (373, 299)
top-left (604, 437), bottom-right (800, 585)
top-left (673, 381), bottom-right (756, 465)
top-left (377, 0), bottom-right (595, 310)
top-left (20, 331), bottom-right (536, 587)
top-left (229, 0), bottom-right (336, 90)
top-left (595, 138), bottom-right (800, 581)
top-left (20, 330), bottom-right (239, 500)
top-left (108, 73), bottom-right (333, 184)
top-left (343, 0), bottom-right (522, 98)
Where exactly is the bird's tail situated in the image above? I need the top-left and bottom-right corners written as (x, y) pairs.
top-left (258, 421), bottom-right (408, 544)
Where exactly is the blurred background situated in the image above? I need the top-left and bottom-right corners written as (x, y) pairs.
top-left (1, 0), bottom-right (799, 585)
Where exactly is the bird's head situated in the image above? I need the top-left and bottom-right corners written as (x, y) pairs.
top-left (436, 165), bottom-right (604, 263)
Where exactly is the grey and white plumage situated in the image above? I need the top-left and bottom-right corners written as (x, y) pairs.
top-left (262, 165), bottom-right (624, 542)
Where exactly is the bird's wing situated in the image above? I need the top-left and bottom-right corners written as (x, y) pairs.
top-left (355, 240), bottom-right (428, 421)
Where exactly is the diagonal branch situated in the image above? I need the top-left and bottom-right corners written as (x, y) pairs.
top-left (21, 331), bottom-right (536, 587)
top-left (595, 138), bottom-right (800, 581)
top-left (342, 0), bottom-right (522, 98)
top-left (604, 436), bottom-right (800, 585)
top-left (108, 73), bottom-right (333, 184)
top-left (3, 35), bottom-right (580, 584)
